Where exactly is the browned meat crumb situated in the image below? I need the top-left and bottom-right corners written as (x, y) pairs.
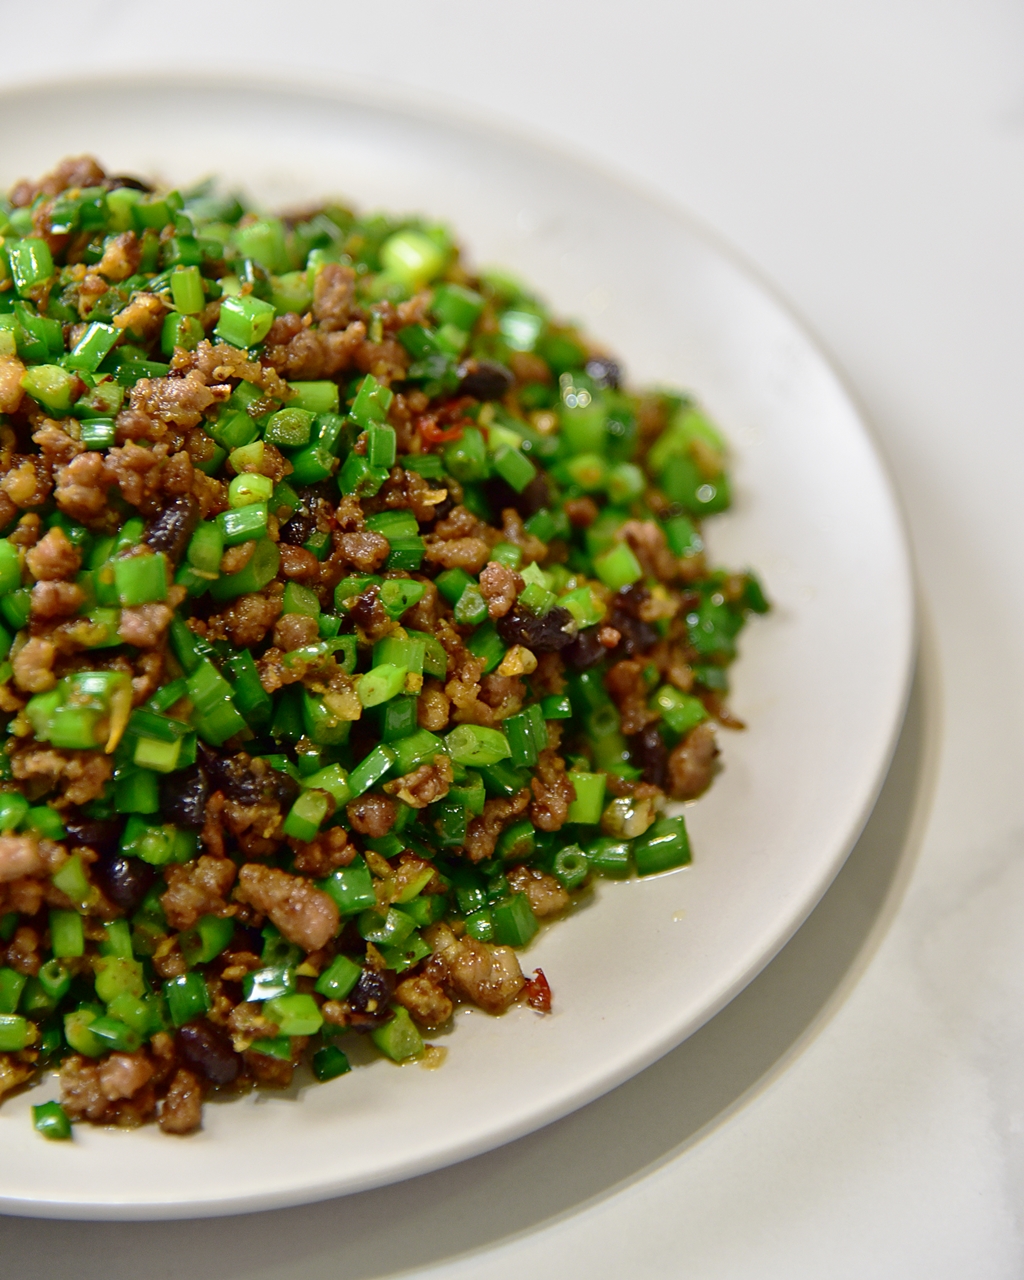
top-left (117, 603), bottom-right (174, 648)
top-left (395, 975), bottom-right (453, 1028)
top-left (0, 356), bottom-right (26, 415)
top-left (427, 925), bottom-right (526, 1014)
top-left (2, 456), bottom-right (53, 509)
top-left (158, 1068), bottom-right (203, 1134)
top-left (312, 262), bottom-right (356, 331)
top-left (25, 525), bottom-right (79, 580)
top-left (288, 826), bottom-right (355, 878)
top-left (10, 745), bottom-right (111, 807)
top-left (606, 658), bottom-right (660, 735)
top-left (203, 591), bottom-right (282, 648)
top-left (423, 535), bottom-right (491, 574)
top-left (384, 754), bottom-right (453, 809)
top-left (527, 747), bottom-right (576, 834)
top-left (54, 450), bottom-right (114, 524)
top-left (12, 637), bottom-right (57, 692)
top-left (0, 835), bottom-right (43, 883)
top-left (463, 788), bottom-right (531, 862)
top-left (30, 579), bottom-right (84, 619)
top-left (507, 865), bottom-right (569, 918)
top-left (337, 530), bottom-right (390, 572)
top-left (666, 721), bottom-right (719, 799)
top-left (234, 864), bottom-right (339, 952)
top-left (417, 679), bottom-right (450, 732)
top-left (272, 613), bottom-right (319, 652)
top-left (278, 544), bottom-right (320, 579)
top-left (346, 794), bottom-right (397, 837)
top-left (479, 560), bottom-right (524, 619)
top-left (0, 1053), bottom-right (35, 1101)
top-left (160, 856), bottom-right (238, 931)
top-left (564, 496), bottom-right (600, 527)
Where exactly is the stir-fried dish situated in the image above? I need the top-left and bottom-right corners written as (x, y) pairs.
top-left (0, 156), bottom-right (767, 1139)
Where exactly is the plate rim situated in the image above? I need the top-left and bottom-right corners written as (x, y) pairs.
top-left (0, 69), bottom-right (916, 1220)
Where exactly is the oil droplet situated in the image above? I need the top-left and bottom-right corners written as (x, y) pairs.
top-left (672, 910), bottom-right (687, 922)
top-left (419, 1044), bottom-right (448, 1070)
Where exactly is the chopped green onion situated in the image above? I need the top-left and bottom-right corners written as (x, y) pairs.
top-left (214, 294), bottom-right (276, 348)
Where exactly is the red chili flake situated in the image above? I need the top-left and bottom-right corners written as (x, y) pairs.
top-left (418, 415), bottom-right (465, 446)
top-left (525, 968), bottom-right (552, 1013)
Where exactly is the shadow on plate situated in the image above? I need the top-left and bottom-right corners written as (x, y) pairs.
top-left (2, 629), bottom-right (939, 1280)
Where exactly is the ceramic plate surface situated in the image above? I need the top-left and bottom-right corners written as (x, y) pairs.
top-left (0, 76), bottom-right (913, 1220)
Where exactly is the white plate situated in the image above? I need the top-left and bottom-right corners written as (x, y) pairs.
top-left (0, 75), bottom-right (913, 1220)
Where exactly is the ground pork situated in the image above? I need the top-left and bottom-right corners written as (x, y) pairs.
top-left (117, 603), bottom-right (174, 648)
top-left (54, 450), bottom-right (114, 524)
top-left (160, 856), bottom-right (237, 931)
top-left (0, 835), bottom-right (43, 883)
top-left (278, 544), bottom-right (319, 579)
top-left (9, 745), bottom-right (112, 806)
top-left (427, 926), bottom-right (525, 1014)
top-left (25, 525), bottom-right (78, 581)
top-left (463, 788), bottom-right (531, 863)
top-left (478, 560), bottom-right (523, 619)
top-left (202, 591), bottom-right (282, 648)
top-left (0, 356), bottom-right (25, 415)
top-left (288, 826), bottom-right (355, 878)
top-left (263, 314), bottom-right (368, 380)
top-left (606, 658), bottom-right (660, 735)
top-left (2, 456), bottom-right (53, 509)
top-left (32, 419), bottom-right (84, 468)
top-left (507, 864), bottom-right (569, 917)
top-left (416, 679), bottom-right (450, 731)
top-left (337, 530), bottom-right (390, 572)
top-left (234, 864), bottom-right (339, 952)
top-left (312, 262), bottom-right (356, 331)
top-left (10, 154), bottom-right (106, 206)
top-left (12, 637), bottom-right (57, 692)
top-left (158, 1068), bottom-right (203, 1135)
top-left (424, 535), bottom-right (491, 574)
top-left (529, 748), bottom-right (577, 831)
top-left (666, 721), bottom-right (719, 799)
top-left (395, 974), bottom-right (453, 1028)
top-left (384, 754), bottom-right (453, 809)
top-left (96, 231), bottom-right (142, 282)
top-left (272, 613), bottom-right (319, 652)
top-left (31, 579), bottom-right (84, 619)
top-left (346, 794), bottom-right (397, 837)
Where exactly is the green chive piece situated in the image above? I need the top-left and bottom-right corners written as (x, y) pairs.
top-left (287, 382), bottom-right (340, 414)
top-left (593, 542), bottom-right (644, 590)
top-left (282, 788), bottom-right (331, 842)
top-left (445, 724), bottom-right (510, 767)
top-left (370, 1004), bottom-right (424, 1061)
top-left (163, 973), bottom-right (211, 1027)
top-left (32, 1101), bottom-right (72, 1141)
top-left (347, 744), bottom-right (398, 798)
top-left (491, 444), bottom-right (537, 493)
top-left (170, 265), bottom-right (204, 315)
top-left (318, 858), bottom-right (377, 916)
top-left (214, 294), bottom-right (276, 348)
top-left (357, 663), bottom-right (408, 708)
top-left (312, 1045), bottom-right (352, 1081)
top-left (492, 892), bottom-right (539, 947)
top-left (633, 816), bottom-right (692, 876)
top-left (263, 992), bottom-right (323, 1036)
top-left (50, 909), bottom-right (85, 959)
top-left (566, 771), bottom-right (607, 825)
top-left (114, 552), bottom-right (168, 606)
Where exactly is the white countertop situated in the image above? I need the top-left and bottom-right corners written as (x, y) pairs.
top-left (3, 2), bottom-right (1023, 1274)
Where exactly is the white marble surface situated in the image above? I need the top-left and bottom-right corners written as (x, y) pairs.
top-left (2, 1), bottom-right (1023, 1274)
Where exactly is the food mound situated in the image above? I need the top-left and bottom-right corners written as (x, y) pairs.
top-left (0, 155), bottom-right (767, 1140)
